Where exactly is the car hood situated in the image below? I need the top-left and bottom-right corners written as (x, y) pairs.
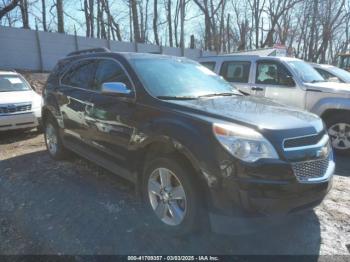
top-left (305, 81), bottom-right (350, 95)
top-left (0, 90), bottom-right (42, 107)
top-left (168, 95), bottom-right (323, 132)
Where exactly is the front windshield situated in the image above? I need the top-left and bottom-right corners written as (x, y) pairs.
top-left (0, 75), bottom-right (31, 92)
top-left (132, 58), bottom-right (238, 98)
top-left (287, 61), bottom-right (325, 83)
top-left (331, 67), bottom-right (350, 82)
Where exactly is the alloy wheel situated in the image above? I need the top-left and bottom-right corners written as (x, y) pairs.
top-left (328, 123), bottom-right (350, 150)
top-left (148, 168), bottom-right (187, 226)
top-left (45, 123), bottom-right (58, 155)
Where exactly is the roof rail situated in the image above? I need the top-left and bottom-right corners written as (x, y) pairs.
top-left (67, 47), bottom-right (111, 57)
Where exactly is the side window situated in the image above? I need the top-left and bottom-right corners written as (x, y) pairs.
top-left (220, 61), bottom-right (251, 83)
top-left (94, 59), bottom-right (132, 91)
top-left (61, 60), bottom-right (97, 90)
top-left (256, 61), bottom-right (294, 86)
top-left (200, 62), bottom-right (216, 72)
top-left (315, 68), bottom-right (337, 81)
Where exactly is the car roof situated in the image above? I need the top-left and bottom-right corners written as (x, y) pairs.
top-left (66, 50), bottom-right (192, 61)
top-left (310, 63), bottom-right (336, 69)
top-left (0, 70), bottom-right (18, 76)
top-left (198, 54), bottom-right (301, 62)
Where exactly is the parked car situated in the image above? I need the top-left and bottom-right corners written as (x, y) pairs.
top-left (0, 70), bottom-right (42, 132)
top-left (199, 55), bottom-right (350, 154)
top-left (311, 63), bottom-right (350, 83)
top-left (42, 49), bottom-right (334, 235)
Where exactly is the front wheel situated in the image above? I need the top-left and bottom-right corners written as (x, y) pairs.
top-left (44, 117), bottom-right (68, 160)
top-left (325, 113), bottom-right (350, 154)
top-left (143, 156), bottom-right (202, 235)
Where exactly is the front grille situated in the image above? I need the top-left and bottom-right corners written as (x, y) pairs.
top-left (292, 156), bottom-right (330, 183)
top-left (0, 103), bottom-right (32, 114)
top-left (284, 131), bottom-right (325, 148)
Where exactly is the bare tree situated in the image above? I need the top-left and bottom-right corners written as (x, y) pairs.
top-left (56, 0), bottom-right (64, 33)
top-left (165, 0), bottom-right (173, 46)
top-left (0, 0), bottom-right (20, 20)
top-left (262, 0), bottom-right (302, 47)
top-left (248, 0), bottom-right (266, 48)
top-left (19, 0), bottom-right (29, 28)
top-left (41, 0), bottom-right (47, 31)
top-left (194, 0), bottom-right (224, 51)
top-left (130, 0), bottom-right (141, 42)
top-left (153, 0), bottom-right (160, 45)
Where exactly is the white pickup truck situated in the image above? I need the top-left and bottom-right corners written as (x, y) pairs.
top-left (199, 55), bottom-right (350, 154)
top-left (0, 70), bottom-right (42, 132)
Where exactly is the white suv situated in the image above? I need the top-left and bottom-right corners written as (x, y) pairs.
top-left (0, 70), bottom-right (42, 131)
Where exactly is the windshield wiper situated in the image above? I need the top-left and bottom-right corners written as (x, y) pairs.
top-left (157, 95), bottom-right (198, 100)
top-left (198, 92), bottom-right (240, 98)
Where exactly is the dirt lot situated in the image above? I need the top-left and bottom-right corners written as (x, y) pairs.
top-left (0, 130), bottom-right (349, 256)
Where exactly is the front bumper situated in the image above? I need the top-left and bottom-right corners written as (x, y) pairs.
top-left (205, 153), bottom-right (334, 234)
top-left (0, 108), bottom-right (41, 131)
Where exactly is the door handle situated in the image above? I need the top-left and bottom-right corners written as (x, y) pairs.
top-left (251, 86), bottom-right (264, 91)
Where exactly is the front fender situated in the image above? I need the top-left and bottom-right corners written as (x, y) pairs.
top-left (310, 97), bottom-right (350, 116)
top-left (133, 118), bottom-right (221, 188)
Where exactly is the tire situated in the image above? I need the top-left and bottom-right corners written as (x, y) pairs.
top-left (44, 116), bottom-right (68, 160)
top-left (37, 123), bottom-right (43, 133)
top-left (142, 155), bottom-right (202, 235)
top-left (324, 112), bottom-right (350, 155)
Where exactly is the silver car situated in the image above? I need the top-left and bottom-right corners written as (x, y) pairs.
top-left (199, 55), bottom-right (350, 153)
top-left (311, 63), bottom-right (350, 83)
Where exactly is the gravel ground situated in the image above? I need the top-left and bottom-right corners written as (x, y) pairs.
top-left (0, 130), bottom-right (349, 256)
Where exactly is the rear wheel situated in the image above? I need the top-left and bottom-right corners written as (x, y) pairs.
top-left (143, 156), bottom-right (202, 235)
top-left (325, 113), bottom-right (350, 154)
top-left (44, 117), bottom-right (68, 160)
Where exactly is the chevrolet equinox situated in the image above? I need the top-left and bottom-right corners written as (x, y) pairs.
top-left (42, 48), bottom-right (335, 235)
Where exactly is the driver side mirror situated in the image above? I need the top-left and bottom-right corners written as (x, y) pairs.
top-left (101, 82), bottom-right (133, 97)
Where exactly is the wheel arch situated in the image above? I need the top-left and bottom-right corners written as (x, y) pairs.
top-left (134, 136), bottom-right (211, 208)
top-left (311, 97), bottom-right (350, 117)
top-left (321, 108), bottom-right (350, 121)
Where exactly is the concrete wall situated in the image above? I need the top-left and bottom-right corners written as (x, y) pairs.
top-left (0, 26), bottom-right (216, 72)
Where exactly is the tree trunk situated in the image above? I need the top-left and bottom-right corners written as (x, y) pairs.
top-left (153, 0), bottom-right (160, 45)
top-left (308, 0), bottom-right (318, 61)
top-left (19, 0), bottom-right (29, 29)
top-left (179, 0), bottom-right (185, 49)
top-left (88, 0), bottom-right (94, 37)
top-left (131, 0), bottom-right (141, 42)
top-left (226, 13), bottom-right (230, 52)
top-left (41, 0), bottom-right (47, 31)
top-left (84, 0), bottom-right (90, 37)
top-left (166, 0), bottom-right (173, 47)
top-left (190, 35), bottom-right (195, 49)
top-left (56, 0), bottom-right (64, 33)
top-left (97, 0), bottom-right (101, 38)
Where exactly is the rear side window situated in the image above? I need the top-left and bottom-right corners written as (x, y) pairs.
top-left (61, 60), bottom-right (97, 90)
top-left (200, 62), bottom-right (216, 72)
top-left (94, 59), bottom-right (133, 91)
top-left (220, 61), bottom-right (251, 83)
top-left (256, 61), bottom-right (294, 86)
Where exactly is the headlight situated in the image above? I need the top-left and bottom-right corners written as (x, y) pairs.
top-left (213, 123), bottom-right (279, 162)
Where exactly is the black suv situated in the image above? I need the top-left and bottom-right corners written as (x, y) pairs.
top-left (42, 48), bottom-right (334, 234)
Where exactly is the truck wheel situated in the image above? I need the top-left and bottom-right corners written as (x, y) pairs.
top-left (143, 156), bottom-right (201, 235)
top-left (325, 113), bottom-right (350, 154)
top-left (44, 117), bottom-right (68, 160)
